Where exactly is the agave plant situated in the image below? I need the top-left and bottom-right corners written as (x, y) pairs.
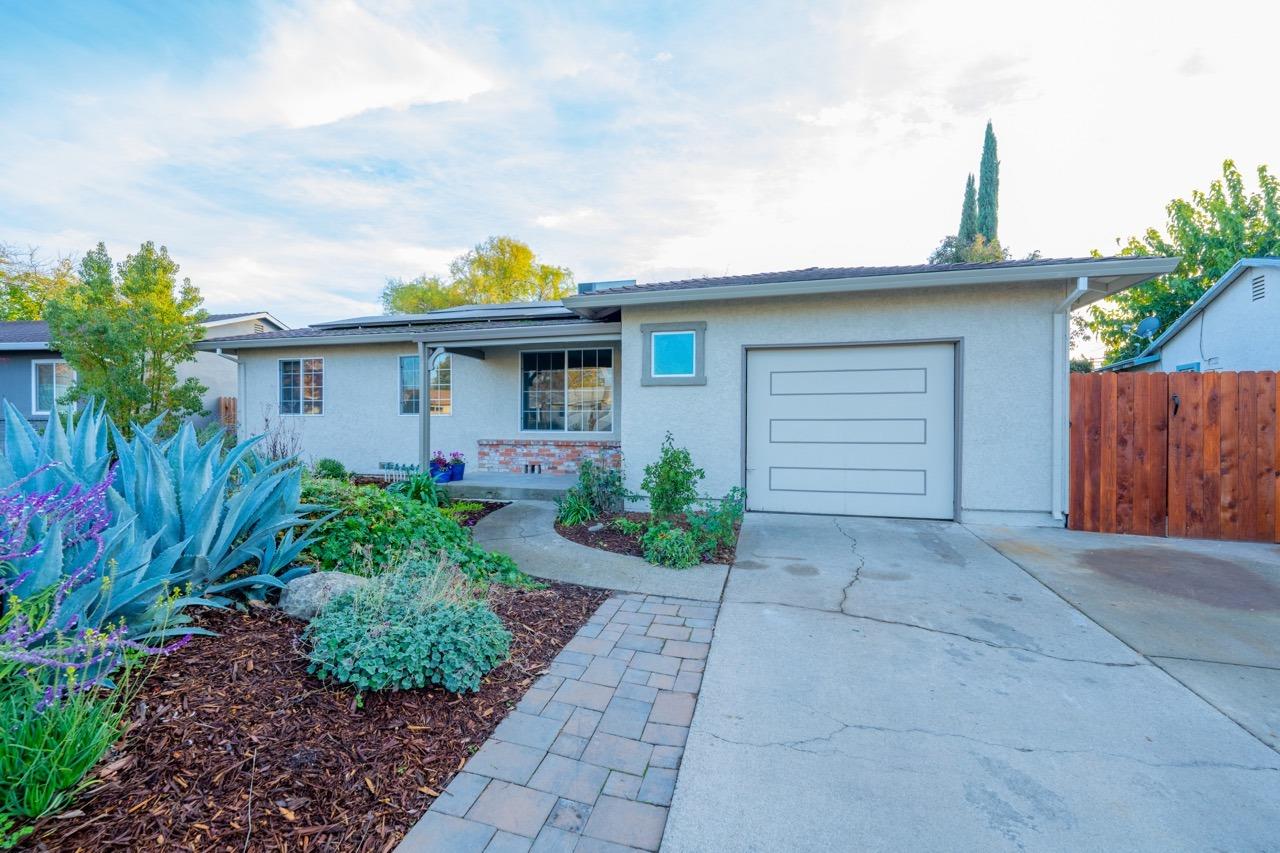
top-left (1, 400), bottom-right (321, 607)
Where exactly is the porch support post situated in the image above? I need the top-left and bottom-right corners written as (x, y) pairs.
top-left (1051, 276), bottom-right (1089, 522)
top-left (417, 341), bottom-right (430, 472)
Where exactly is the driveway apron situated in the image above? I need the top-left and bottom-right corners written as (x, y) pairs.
top-left (663, 513), bottom-right (1280, 852)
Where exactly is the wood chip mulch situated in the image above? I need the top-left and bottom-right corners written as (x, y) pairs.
top-left (555, 512), bottom-right (739, 565)
top-left (23, 581), bottom-right (611, 853)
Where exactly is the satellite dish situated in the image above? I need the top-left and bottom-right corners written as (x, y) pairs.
top-left (1135, 316), bottom-right (1161, 339)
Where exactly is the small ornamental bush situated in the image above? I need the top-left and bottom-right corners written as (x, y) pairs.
top-left (313, 457), bottom-right (347, 479)
top-left (611, 517), bottom-right (648, 537)
top-left (688, 487), bottom-right (746, 558)
top-left (641, 433), bottom-right (704, 518)
top-left (641, 522), bottom-right (700, 569)
top-left (305, 557), bottom-right (511, 694)
top-left (389, 471), bottom-right (448, 507)
top-left (555, 491), bottom-right (598, 526)
top-left (300, 477), bottom-right (527, 585)
top-left (555, 459), bottom-right (629, 524)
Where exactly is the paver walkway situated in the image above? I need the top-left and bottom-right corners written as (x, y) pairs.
top-left (473, 501), bottom-right (728, 602)
top-left (398, 592), bottom-right (718, 852)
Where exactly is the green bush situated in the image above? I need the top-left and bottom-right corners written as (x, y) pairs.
top-left (611, 517), bottom-right (648, 537)
top-left (313, 457), bottom-right (347, 479)
top-left (555, 459), bottom-right (629, 524)
top-left (305, 558), bottom-right (511, 693)
top-left (390, 472), bottom-right (449, 508)
top-left (0, 669), bottom-right (140, 841)
top-left (640, 433), bottom-right (704, 518)
top-left (688, 486), bottom-right (746, 558)
top-left (641, 521), bottom-right (701, 569)
top-left (300, 478), bottom-right (526, 585)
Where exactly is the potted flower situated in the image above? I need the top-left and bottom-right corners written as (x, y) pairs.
top-left (430, 450), bottom-right (449, 482)
top-left (448, 451), bottom-right (466, 481)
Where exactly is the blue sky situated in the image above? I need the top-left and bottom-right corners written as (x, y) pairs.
top-left (2, 0), bottom-right (1275, 326)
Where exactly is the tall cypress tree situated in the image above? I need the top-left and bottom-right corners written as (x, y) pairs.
top-left (976, 121), bottom-right (999, 241)
top-left (957, 174), bottom-right (978, 247)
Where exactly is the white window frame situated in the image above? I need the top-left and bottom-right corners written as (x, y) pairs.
top-left (278, 356), bottom-right (324, 416)
top-left (31, 359), bottom-right (76, 416)
top-left (399, 352), bottom-right (452, 416)
top-left (518, 347), bottom-right (615, 434)
top-left (650, 330), bottom-right (698, 378)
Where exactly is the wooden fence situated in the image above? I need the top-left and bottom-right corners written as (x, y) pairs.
top-left (1069, 371), bottom-right (1280, 542)
top-left (218, 396), bottom-right (237, 430)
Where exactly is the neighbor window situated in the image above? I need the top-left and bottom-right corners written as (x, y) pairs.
top-left (641, 322), bottom-right (706, 386)
top-left (280, 357), bottom-right (323, 415)
top-left (399, 353), bottom-right (452, 415)
top-left (32, 360), bottom-right (76, 415)
top-left (521, 349), bottom-right (613, 431)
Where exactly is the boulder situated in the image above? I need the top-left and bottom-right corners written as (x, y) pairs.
top-left (279, 571), bottom-right (368, 620)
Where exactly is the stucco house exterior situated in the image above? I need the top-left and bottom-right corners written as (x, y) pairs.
top-left (198, 256), bottom-right (1175, 525)
top-left (0, 311), bottom-right (285, 431)
top-left (1101, 258), bottom-right (1280, 373)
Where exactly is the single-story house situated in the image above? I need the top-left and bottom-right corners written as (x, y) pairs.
top-left (1101, 258), bottom-right (1280, 373)
top-left (198, 256), bottom-right (1176, 525)
top-left (0, 312), bottom-right (286, 430)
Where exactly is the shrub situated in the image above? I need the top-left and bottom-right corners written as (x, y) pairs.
top-left (389, 472), bottom-right (449, 508)
top-left (300, 478), bottom-right (526, 585)
top-left (611, 517), bottom-right (648, 537)
top-left (688, 486), bottom-right (746, 558)
top-left (305, 557), bottom-right (511, 693)
top-left (439, 501), bottom-right (484, 524)
top-left (555, 459), bottom-right (628, 524)
top-left (313, 458), bottom-right (347, 479)
top-left (640, 433), bottom-right (704, 518)
top-left (641, 521), bottom-right (701, 569)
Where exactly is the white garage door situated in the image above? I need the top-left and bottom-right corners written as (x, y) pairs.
top-left (746, 343), bottom-right (956, 519)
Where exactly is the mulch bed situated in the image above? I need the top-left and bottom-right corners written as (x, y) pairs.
top-left (24, 582), bottom-right (610, 853)
top-left (555, 512), bottom-right (739, 565)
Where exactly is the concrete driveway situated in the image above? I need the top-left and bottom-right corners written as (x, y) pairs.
top-left (663, 514), bottom-right (1280, 852)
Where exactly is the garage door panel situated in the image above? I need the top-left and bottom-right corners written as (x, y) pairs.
top-left (747, 344), bottom-right (955, 519)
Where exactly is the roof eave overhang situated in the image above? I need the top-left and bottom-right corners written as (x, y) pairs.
top-left (563, 258), bottom-right (1181, 318)
top-left (195, 322), bottom-right (622, 352)
top-left (0, 342), bottom-right (54, 351)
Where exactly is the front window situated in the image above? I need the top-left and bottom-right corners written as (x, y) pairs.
top-left (521, 348), bottom-right (613, 432)
top-left (32, 360), bottom-right (76, 415)
top-left (280, 357), bottom-right (323, 415)
top-left (399, 353), bottom-right (452, 415)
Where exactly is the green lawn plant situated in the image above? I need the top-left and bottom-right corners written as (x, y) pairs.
top-left (305, 554), bottom-right (511, 694)
top-left (313, 458), bottom-right (346, 479)
top-left (641, 522), bottom-right (700, 569)
top-left (300, 477), bottom-right (526, 585)
top-left (640, 433), bottom-right (704, 518)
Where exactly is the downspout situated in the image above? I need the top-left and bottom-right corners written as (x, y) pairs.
top-left (1051, 277), bottom-right (1089, 522)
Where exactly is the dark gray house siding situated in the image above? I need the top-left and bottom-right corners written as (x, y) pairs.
top-left (0, 349), bottom-right (61, 425)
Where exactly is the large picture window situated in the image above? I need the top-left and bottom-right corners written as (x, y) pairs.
top-left (521, 349), bottom-right (613, 432)
top-left (399, 353), bottom-right (452, 415)
top-left (32, 360), bottom-right (76, 415)
top-left (280, 357), bottom-right (323, 415)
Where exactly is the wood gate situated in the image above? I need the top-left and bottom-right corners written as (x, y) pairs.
top-left (1068, 371), bottom-right (1280, 542)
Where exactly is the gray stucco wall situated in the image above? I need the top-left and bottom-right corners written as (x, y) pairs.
top-left (235, 340), bottom-right (622, 473)
top-left (0, 350), bottom-right (56, 424)
top-left (1155, 266), bottom-right (1280, 372)
top-left (617, 282), bottom-right (1066, 525)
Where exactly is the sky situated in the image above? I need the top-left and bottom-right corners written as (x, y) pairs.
top-left (1, 0), bottom-right (1276, 328)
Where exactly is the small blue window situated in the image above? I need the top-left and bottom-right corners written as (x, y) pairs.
top-left (652, 331), bottom-right (696, 377)
top-left (1175, 362), bottom-right (1201, 373)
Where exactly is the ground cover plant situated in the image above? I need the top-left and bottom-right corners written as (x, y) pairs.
top-left (300, 476), bottom-right (526, 585)
top-left (22, 582), bottom-right (610, 851)
top-left (555, 436), bottom-right (745, 567)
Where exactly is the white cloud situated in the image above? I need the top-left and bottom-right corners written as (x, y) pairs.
top-left (535, 208), bottom-right (602, 229)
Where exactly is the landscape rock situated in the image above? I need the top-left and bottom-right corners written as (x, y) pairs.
top-left (588, 523), bottom-right (605, 533)
top-left (279, 571), bottom-right (367, 620)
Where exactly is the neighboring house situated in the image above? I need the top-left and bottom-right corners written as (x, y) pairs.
top-left (1101, 258), bottom-right (1280, 373)
top-left (0, 312), bottom-right (286, 430)
top-left (200, 256), bottom-right (1176, 525)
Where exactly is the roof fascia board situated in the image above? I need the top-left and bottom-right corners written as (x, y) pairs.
top-left (196, 322), bottom-right (621, 352)
top-left (562, 258), bottom-right (1179, 315)
top-left (202, 312), bottom-right (288, 330)
top-left (1098, 353), bottom-right (1162, 372)
top-left (0, 342), bottom-right (53, 351)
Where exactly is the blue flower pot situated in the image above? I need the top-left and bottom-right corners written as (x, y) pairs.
top-left (449, 462), bottom-right (465, 481)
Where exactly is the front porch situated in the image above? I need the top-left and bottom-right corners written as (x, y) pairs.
top-left (443, 471), bottom-right (576, 501)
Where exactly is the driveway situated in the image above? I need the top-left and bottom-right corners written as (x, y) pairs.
top-left (663, 514), bottom-right (1280, 852)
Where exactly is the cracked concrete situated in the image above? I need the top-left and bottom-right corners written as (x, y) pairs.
top-left (471, 500), bottom-right (728, 601)
top-left (663, 513), bottom-right (1280, 852)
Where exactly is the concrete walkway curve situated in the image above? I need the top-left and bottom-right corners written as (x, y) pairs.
top-left (473, 501), bottom-right (728, 603)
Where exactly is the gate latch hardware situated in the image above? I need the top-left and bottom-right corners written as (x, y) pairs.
top-left (1171, 394), bottom-right (1181, 416)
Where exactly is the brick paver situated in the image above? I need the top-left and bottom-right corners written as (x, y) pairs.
top-left (398, 593), bottom-right (719, 852)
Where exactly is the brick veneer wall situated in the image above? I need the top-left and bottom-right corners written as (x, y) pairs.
top-left (477, 439), bottom-right (621, 474)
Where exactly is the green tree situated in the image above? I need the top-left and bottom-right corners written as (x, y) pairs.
top-left (957, 174), bottom-right (978, 247)
top-left (0, 245), bottom-right (75, 320)
top-left (976, 121), bottom-right (1000, 241)
top-left (46, 242), bottom-right (208, 433)
top-left (381, 274), bottom-right (466, 314)
top-left (380, 236), bottom-right (573, 313)
top-left (1086, 160), bottom-right (1280, 363)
